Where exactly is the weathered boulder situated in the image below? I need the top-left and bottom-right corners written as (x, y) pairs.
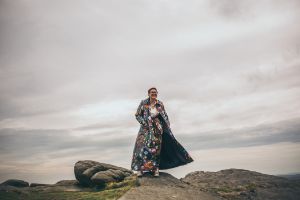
top-left (74, 160), bottom-right (133, 187)
top-left (0, 179), bottom-right (29, 187)
top-left (180, 168), bottom-right (300, 200)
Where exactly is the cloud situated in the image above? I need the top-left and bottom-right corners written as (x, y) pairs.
top-left (1, 117), bottom-right (299, 162)
top-left (177, 117), bottom-right (300, 150)
top-left (0, 127), bottom-right (132, 161)
top-left (209, 0), bottom-right (300, 20)
top-left (0, 116), bottom-right (300, 182)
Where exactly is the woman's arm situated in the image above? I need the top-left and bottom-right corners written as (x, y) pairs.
top-left (135, 100), bottom-right (147, 127)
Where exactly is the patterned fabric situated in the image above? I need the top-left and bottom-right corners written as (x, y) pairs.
top-left (131, 97), bottom-right (194, 173)
top-left (150, 106), bottom-right (159, 118)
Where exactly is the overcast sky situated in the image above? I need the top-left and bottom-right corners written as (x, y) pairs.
top-left (0, 0), bottom-right (300, 184)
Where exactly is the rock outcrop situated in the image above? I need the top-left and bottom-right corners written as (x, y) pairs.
top-left (0, 160), bottom-right (135, 194)
top-left (1, 179), bottom-right (29, 187)
top-left (180, 168), bottom-right (300, 200)
top-left (74, 160), bottom-right (133, 187)
top-left (1, 162), bottom-right (299, 200)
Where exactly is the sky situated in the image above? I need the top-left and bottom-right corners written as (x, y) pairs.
top-left (0, 0), bottom-right (300, 184)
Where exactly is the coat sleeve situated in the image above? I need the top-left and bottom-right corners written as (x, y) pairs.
top-left (135, 100), bottom-right (147, 127)
top-left (161, 102), bottom-right (170, 127)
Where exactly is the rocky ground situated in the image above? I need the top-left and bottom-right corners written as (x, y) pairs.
top-left (119, 172), bottom-right (221, 200)
top-left (0, 176), bottom-right (137, 200)
top-left (180, 168), bottom-right (300, 200)
top-left (1, 161), bottom-right (299, 200)
top-left (0, 160), bottom-right (137, 200)
top-left (119, 169), bottom-right (300, 200)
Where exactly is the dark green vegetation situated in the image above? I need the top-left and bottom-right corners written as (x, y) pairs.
top-left (0, 175), bottom-right (138, 200)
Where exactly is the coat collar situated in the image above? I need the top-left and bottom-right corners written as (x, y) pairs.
top-left (144, 97), bottom-right (163, 106)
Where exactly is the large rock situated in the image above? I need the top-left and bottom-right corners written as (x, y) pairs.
top-left (0, 179), bottom-right (29, 187)
top-left (74, 160), bottom-right (133, 187)
top-left (181, 168), bottom-right (300, 200)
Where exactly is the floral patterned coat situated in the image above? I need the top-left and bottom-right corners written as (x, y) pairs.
top-left (131, 97), bottom-right (194, 171)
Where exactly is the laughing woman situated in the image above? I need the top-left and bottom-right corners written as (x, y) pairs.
top-left (131, 87), bottom-right (194, 177)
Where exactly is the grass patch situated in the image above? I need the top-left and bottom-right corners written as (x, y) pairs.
top-left (0, 188), bottom-right (127, 200)
top-left (245, 183), bottom-right (257, 191)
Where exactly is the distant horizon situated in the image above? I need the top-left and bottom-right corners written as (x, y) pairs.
top-left (274, 172), bottom-right (300, 176)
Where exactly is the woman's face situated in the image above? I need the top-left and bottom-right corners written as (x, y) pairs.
top-left (148, 89), bottom-right (158, 99)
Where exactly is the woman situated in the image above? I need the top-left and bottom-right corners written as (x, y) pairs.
top-left (131, 87), bottom-right (194, 177)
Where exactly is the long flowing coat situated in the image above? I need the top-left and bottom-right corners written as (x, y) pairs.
top-left (131, 97), bottom-right (194, 171)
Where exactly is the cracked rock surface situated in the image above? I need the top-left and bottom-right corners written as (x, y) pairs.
top-left (119, 172), bottom-right (221, 200)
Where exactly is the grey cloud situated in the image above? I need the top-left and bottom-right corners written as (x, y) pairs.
top-left (209, 0), bottom-right (252, 19)
top-left (72, 119), bottom-right (136, 131)
top-left (209, 0), bottom-right (300, 20)
top-left (177, 117), bottom-right (300, 150)
top-left (0, 0), bottom-right (300, 121)
top-left (242, 61), bottom-right (300, 93)
top-left (0, 127), bottom-right (133, 161)
top-left (1, 117), bottom-right (299, 162)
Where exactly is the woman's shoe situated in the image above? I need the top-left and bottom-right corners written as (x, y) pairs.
top-left (137, 170), bottom-right (143, 177)
top-left (154, 168), bottom-right (159, 177)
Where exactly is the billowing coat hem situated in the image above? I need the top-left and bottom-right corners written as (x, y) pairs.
top-left (158, 115), bottom-right (194, 170)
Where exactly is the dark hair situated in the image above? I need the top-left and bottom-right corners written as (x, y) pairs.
top-left (148, 87), bottom-right (157, 94)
